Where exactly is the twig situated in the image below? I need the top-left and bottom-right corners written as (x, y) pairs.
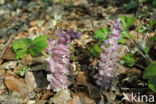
top-left (126, 33), bottom-right (153, 63)
top-left (0, 35), bottom-right (14, 59)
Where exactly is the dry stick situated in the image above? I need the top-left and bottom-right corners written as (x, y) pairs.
top-left (0, 35), bottom-right (14, 59)
top-left (126, 33), bottom-right (153, 63)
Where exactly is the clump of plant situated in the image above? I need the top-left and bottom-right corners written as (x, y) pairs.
top-left (93, 19), bottom-right (122, 90)
top-left (46, 29), bottom-right (81, 92)
top-left (12, 35), bottom-right (48, 59)
top-left (119, 14), bottom-right (156, 92)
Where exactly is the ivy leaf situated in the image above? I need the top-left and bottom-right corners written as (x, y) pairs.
top-left (94, 28), bottom-right (110, 42)
top-left (15, 49), bottom-right (27, 59)
top-left (118, 38), bottom-right (126, 44)
top-left (18, 66), bottom-right (29, 76)
top-left (148, 78), bottom-right (156, 92)
top-left (90, 44), bottom-right (103, 57)
top-left (143, 61), bottom-right (156, 79)
top-left (12, 38), bottom-right (32, 52)
top-left (120, 53), bottom-right (136, 67)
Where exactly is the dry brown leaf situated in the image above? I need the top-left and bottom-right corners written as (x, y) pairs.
top-left (0, 59), bottom-right (3, 65)
top-left (49, 89), bottom-right (71, 104)
top-left (22, 54), bottom-right (32, 65)
top-left (5, 74), bottom-right (28, 97)
top-left (126, 68), bottom-right (141, 75)
top-left (73, 34), bottom-right (94, 48)
top-left (25, 71), bottom-right (37, 92)
top-left (41, 90), bottom-right (52, 100)
top-left (2, 47), bottom-right (15, 60)
top-left (77, 72), bottom-right (88, 86)
top-left (67, 92), bottom-right (96, 104)
top-left (76, 71), bottom-right (96, 94)
top-left (0, 68), bottom-right (6, 78)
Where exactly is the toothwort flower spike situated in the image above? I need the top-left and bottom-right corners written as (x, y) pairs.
top-left (95, 19), bottom-right (122, 90)
top-left (47, 29), bottom-right (81, 92)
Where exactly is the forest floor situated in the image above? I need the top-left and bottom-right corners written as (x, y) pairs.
top-left (0, 0), bottom-right (156, 104)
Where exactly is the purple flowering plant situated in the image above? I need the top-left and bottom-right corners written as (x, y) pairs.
top-left (94, 19), bottom-right (122, 90)
top-left (46, 28), bottom-right (81, 92)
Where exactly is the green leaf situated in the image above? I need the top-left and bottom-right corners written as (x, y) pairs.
top-left (118, 38), bottom-right (126, 44)
top-left (37, 20), bottom-right (43, 27)
top-left (29, 47), bottom-right (41, 57)
top-left (125, 0), bottom-right (138, 11)
top-left (51, 0), bottom-right (55, 3)
top-left (70, 55), bottom-right (76, 61)
top-left (118, 15), bottom-right (127, 29)
top-left (127, 17), bottom-right (136, 28)
top-left (143, 61), bottom-right (156, 79)
top-left (152, 0), bottom-right (156, 8)
top-left (119, 15), bottom-right (136, 29)
top-left (120, 53), bottom-right (136, 67)
top-left (148, 20), bottom-right (154, 27)
top-left (94, 28), bottom-right (110, 42)
top-left (12, 38), bottom-right (32, 52)
top-left (18, 66), bottom-right (29, 76)
top-left (30, 35), bottom-right (48, 56)
top-left (90, 44), bottom-right (103, 57)
top-left (15, 49), bottom-right (27, 59)
top-left (148, 78), bottom-right (156, 92)
top-left (137, 25), bottom-right (148, 33)
top-left (33, 35), bottom-right (48, 45)
top-left (120, 30), bottom-right (132, 39)
top-left (144, 46), bottom-right (150, 54)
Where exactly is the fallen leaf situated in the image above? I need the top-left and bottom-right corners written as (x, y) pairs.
top-left (0, 61), bottom-right (17, 69)
top-left (22, 54), bottom-right (32, 65)
top-left (73, 34), bottom-right (94, 48)
top-left (67, 92), bottom-right (96, 104)
top-left (0, 59), bottom-right (3, 64)
top-left (41, 90), bottom-right (52, 100)
top-left (5, 74), bottom-right (28, 97)
top-left (0, 68), bottom-right (6, 78)
top-left (27, 100), bottom-right (36, 104)
top-left (103, 91), bottom-right (116, 103)
top-left (77, 72), bottom-right (88, 85)
top-left (2, 47), bottom-right (15, 60)
top-left (2, 61), bottom-right (17, 70)
top-left (49, 89), bottom-right (71, 104)
top-left (25, 71), bottom-right (37, 92)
